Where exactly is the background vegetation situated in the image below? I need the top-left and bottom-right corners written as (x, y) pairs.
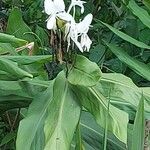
top-left (0, 0), bottom-right (150, 149)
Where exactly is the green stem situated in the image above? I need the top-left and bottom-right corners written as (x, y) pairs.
top-left (75, 122), bottom-right (83, 150)
top-left (103, 88), bottom-right (111, 150)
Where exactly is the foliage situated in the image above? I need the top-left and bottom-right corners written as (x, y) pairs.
top-left (0, 0), bottom-right (150, 150)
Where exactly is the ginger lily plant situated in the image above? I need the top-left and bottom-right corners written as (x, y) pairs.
top-left (0, 0), bottom-right (150, 149)
top-left (11, 0), bottom-right (144, 150)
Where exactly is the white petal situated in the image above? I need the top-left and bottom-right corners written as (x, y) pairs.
top-left (81, 34), bottom-right (92, 51)
top-left (86, 36), bottom-right (92, 52)
top-left (68, 0), bottom-right (86, 14)
top-left (47, 15), bottom-right (56, 30)
top-left (67, 4), bottom-right (73, 13)
top-left (57, 12), bottom-right (75, 23)
top-left (80, 5), bottom-right (84, 14)
top-left (76, 13), bottom-right (93, 33)
top-left (71, 29), bottom-right (83, 52)
top-left (74, 1), bottom-right (86, 14)
top-left (65, 22), bottom-right (83, 52)
top-left (53, 0), bottom-right (65, 12)
top-left (65, 23), bottom-right (71, 39)
top-left (44, 0), bottom-right (55, 15)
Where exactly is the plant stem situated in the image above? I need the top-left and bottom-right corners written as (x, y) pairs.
top-left (103, 88), bottom-right (111, 150)
top-left (6, 111), bottom-right (12, 129)
top-left (11, 108), bottom-right (21, 132)
top-left (75, 122), bottom-right (83, 150)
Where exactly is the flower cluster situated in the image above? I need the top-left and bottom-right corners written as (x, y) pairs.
top-left (44, 0), bottom-right (93, 52)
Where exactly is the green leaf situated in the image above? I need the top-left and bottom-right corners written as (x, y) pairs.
top-left (80, 112), bottom-right (127, 150)
top-left (68, 55), bottom-right (102, 86)
top-left (0, 33), bottom-right (27, 47)
top-left (131, 95), bottom-right (145, 150)
top-left (16, 81), bottom-right (54, 150)
top-left (0, 58), bottom-right (33, 79)
top-left (21, 78), bottom-right (50, 88)
top-left (35, 25), bottom-right (49, 47)
top-left (0, 80), bottom-right (22, 91)
top-left (71, 85), bottom-right (129, 144)
top-left (128, 0), bottom-right (150, 29)
top-left (6, 7), bottom-right (35, 42)
top-left (22, 73), bottom-right (150, 120)
top-left (98, 21), bottom-right (150, 50)
top-left (0, 80), bottom-right (33, 113)
top-left (0, 43), bottom-right (16, 55)
top-left (44, 71), bottom-right (81, 150)
top-left (16, 72), bottom-right (81, 150)
top-left (99, 73), bottom-right (150, 119)
top-left (0, 95), bottom-right (31, 114)
top-left (105, 42), bottom-right (150, 81)
top-left (0, 55), bottom-right (52, 65)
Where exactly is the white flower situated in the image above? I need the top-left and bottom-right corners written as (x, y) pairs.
top-left (64, 13), bottom-right (93, 52)
top-left (64, 15), bottom-right (83, 52)
top-left (44, 0), bottom-right (93, 52)
top-left (76, 14), bottom-right (93, 51)
top-left (68, 0), bottom-right (86, 14)
top-left (76, 14), bottom-right (93, 34)
top-left (44, 0), bottom-right (65, 30)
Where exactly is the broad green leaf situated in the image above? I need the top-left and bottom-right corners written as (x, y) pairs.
top-left (44, 72), bottom-right (81, 150)
top-left (0, 79), bottom-right (39, 99)
top-left (0, 95), bottom-right (32, 114)
top-left (80, 112), bottom-right (127, 150)
top-left (0, 58), bottom-right (33, 79)
top-left (16, 81), bottom-right (54, 150)
top-left (0, 55), bottom-right (52, 65)
top-left (21, 78), bottom-right (50, 88)
top-left (68, 55), bottom-right (102, 86)
top-left (0, 80), bottom-right (22, 91)
top-left (98, 21), bottom-right (150, 50)
top-left (128, 0), bottom-right (150, 29)
top-left (6, 8), bottom-right (34, 42)
top-left (71, 85), bottom-right (129, 143)
top-left (131, 96), bottom-right (145, 150)
top-left (23, 73), bottom-right (150, 120)
top-left (0, 33), bottom-right (27, 47)
top-left (105, 42), bottom-right (150, 81)
top-left (35, 25), bottom-right (49, 47)
top-left (16, 72), bottom-right (81, 150)
top-left (0, 80), bottom-right (33, 113)
top-left (0, 43), bottom-right (16, 55)
top-left (99, 73), bottom-right (150, 119)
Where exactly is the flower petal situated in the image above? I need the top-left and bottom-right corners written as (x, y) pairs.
top-left (68, 0), bottom-right (86, 14)
top-left (76, 13), bottom-right (93, 34)
top-left (65, 22), bottom-right (83, 52)
top-left (44, 0), bottom-right (55, 15)
top-left (81, 34), bottom-right (92, 52)
top-left (47, 15), bottom-right (56, 30)
top-left (53, 0), bottom-right (65, 12)
top-left (57, 12), bottom-right (75, 23)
